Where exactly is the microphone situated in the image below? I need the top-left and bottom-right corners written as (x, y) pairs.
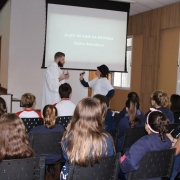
top-left (80, 72), bottom-right (85, 75)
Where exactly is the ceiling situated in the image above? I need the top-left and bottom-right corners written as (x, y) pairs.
top-left (0, 0), bottom-right (180, 16)
top-left (129, 0), bottom-right (180, 16)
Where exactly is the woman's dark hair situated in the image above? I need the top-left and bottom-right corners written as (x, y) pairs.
top-left (0, 97), bottom-right (7, 110)
top-left (127, 92), bottom-right (139, 101)
top-left (170, 94), bottom-right (180, 112)
top-left (148, 111), bottom-right (169, 142)
top-left (0, 97), bottom-right (7, 117)
top-left (126, 99), bottom-right (141, 128)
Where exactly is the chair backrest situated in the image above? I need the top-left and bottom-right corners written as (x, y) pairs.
top-left (107, 129), bottom-right (119, 152)
top-left (168, 123), bottom-right (179, 138)
top-left (128, 149), bottom-right (176, 180)
top-left (56, 116), bottom-right (72, 129)
top-left (29, 131), bottom-right (63, 155)
top-left (0, 157), bottom-right (45, 180)
top-left (21, 118), bottom-right (43, 133)
top-left (173, 111), bottom-right (180, 125)
top-left (121, 127), bottom-right (147, 152)
top-left (68, 152), bottom-right (121, 180)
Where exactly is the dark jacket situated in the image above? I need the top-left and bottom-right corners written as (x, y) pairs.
top-left (120, 133), bottom-right (172, 180)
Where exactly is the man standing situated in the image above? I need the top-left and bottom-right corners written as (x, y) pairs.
top-left (41, 52), bottom-right (69, 110)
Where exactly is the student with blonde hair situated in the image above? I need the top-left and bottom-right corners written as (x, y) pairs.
top-left (0, 113), bottom-right (34, 161)
top-left (60, 98), bottom-right (115, 180)
top-left (29, 105), bottom-right (64, 164)
top-left (16, 93), bottom-right (41, 118)
top-left (145, 90), bottom-right (174, 123)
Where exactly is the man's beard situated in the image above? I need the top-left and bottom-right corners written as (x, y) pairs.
top-left (58, 61), bottom-right (63, 67)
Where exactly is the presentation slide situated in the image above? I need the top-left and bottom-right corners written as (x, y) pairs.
top-left (45, 4), bottom-right (128, 71)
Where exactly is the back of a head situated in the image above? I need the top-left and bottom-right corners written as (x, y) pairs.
top-left (152, 90), bottom-right (170, 109)
top-left (126, 98), bottom-right (141, 128)
top-left (42, 105), bottom-right (57, 128)
top-left (93, 94), bottom-right (109, 119)
top-left (0, 113), bottom-right (34, 161)
top-left (21, 93), bottom-right (36, 108)
top-left (128, 92), bottom-right (139, 101)
top-left (147, 111), bottom-right (169, 142)
top-left (170, 94), bottom-right (180, 112)
top-left (59, 83), bottom-right (72, 98)
top-left (62, 98), bottom-right (112, 166)
top-left (54, 52), bottom-right (65, 60)
top-left (0, 97), bottom-right (7, 116)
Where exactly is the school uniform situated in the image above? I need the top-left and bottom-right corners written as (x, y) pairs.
top-left (173, 111), bottom-right (180, 125)
top-left (29, 124), bottom-right (64, 164)
top-left (116, 111), bottom-right (146, 152)
top-left (60, 135), bottom-right (114, 180)
top-left (16, 110), bottom-right (41, 118)
top-left (145, 108), bottom-right (174, 124)
top-left (54, 100), bottom-right (76, 116)
top-left (120, 134), bottom-right (172, 180)
top-left (80, 77), bottom-right (114, 98)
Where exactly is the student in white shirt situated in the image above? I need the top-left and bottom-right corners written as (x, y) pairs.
top-left (79, 64), bottom-right (114, 98)
top-left (54, 83), bottom-right (75, 116)
top-left (16, 93), bottom-right (41, 118)
top-left (41, 52), bottom-right (69, 111)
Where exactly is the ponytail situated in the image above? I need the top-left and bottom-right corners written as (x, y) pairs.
top-left (147, 111), bottom-right (169, 142)
top-left (126, 99), bottom-right (141, 128)
top-left (42, 105), bottom-right (57, 128)
top-left (152, 90), bottom-right (170, 109)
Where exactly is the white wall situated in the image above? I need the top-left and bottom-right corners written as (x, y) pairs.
top-left (8, 0), bottom-right (88, 109)
top-left (0, 1), bottom-right (11, 88)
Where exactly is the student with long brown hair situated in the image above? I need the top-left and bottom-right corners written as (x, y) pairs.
top-left (145, 90), bottom-right (174, 123)
top-left (0, 113), bottom-right (34, 161)
top-left (116, 98), bottom-right (146, 152)
top-left (60, 98), bottom-right (115, 180)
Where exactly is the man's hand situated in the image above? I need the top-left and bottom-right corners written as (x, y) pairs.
top-left (65, 71), bottom-right (69, 79)
top-left (59, 74), bottom-right (66, 81)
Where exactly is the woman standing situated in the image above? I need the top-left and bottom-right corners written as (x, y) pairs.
top-left (79, 64), bottom-right (114, 98)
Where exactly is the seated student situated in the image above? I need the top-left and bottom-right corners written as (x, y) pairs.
top-left (120, 110), bottom-right (172, 180)
top-left (29, 105), bottom-right (64, 164)
top-left (117, 92), bottom-right (141, 121)
top-left (16, 93), bottom-right (41, 118)
top-left (54, 83), bottom-right (75, 116)
top-left (93, 94), bottom-right (115, 131)
top-left (145, 90), bottom-right (174, 123)
top-left (167, 132), bottom-right (180, 180)
top-left (0, 113), bottom-right (34, 161)
top-left (170, 94), bottom-right (180, 124)
top-left (0, 97), bottom-right (7, 117)
top-left (116, 98), bottom-right (145, 153)
top-left (60, 98), bottom-right (115, 180)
